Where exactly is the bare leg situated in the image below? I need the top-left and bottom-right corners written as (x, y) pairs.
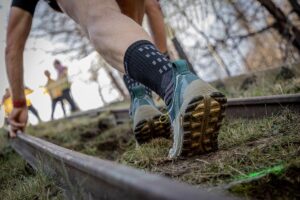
top-left (56, 0), bottom-right (152, 73)
top-left (116, 0), bottom-right (145, 25)
top-left (28, 105), bottom-right (42, 122)
top-left (62, 88), bottom-right (78, 112)
top-left (145, 0), bottom-right (168, 53)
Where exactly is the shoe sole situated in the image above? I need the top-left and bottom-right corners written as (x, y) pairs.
top-left (134, 114), bottom-right (171, 144)
top-left (180, 92), bottom-right (227, 157)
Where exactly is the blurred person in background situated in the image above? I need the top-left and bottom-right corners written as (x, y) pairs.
top-left (53, 59), bottom-right (80, 113)
top-left (1, 88), bottom-right (12, 126)
top-left (44, 70), bottom-right (66, 120)
top-left (24, 87), bottom-right (42, 122)
top-left (1, 88), bottom-right (42, 124)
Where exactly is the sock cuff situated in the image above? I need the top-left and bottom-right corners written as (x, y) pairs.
top-left (123, 39), bottom-right (174, 100)
top-left (124, 40), bottom-right (153, 75)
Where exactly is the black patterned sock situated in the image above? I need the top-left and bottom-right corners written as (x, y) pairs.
top-left (124, 40), bottom-right (174, 106)
top-left (123, 75), bottom-right (152, 98)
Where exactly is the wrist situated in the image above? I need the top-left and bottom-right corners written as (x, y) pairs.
top-left (13, 99), bottom-right (27, 108)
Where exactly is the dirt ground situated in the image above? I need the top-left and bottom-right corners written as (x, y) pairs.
top-left (25, 109), bottom-right (300, 199)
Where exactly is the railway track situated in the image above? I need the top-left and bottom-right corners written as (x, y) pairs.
top-left (64, 94), bottom-right (300, 123)
top-left (7, 94), bottom-right (300, 199)
top-left (225, 93), bottom-right (300, 118)
top-left (10, 133), bottom-right (234, 200)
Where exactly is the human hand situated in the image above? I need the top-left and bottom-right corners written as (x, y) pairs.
top-left (8, 107), bottom-right (28, 138)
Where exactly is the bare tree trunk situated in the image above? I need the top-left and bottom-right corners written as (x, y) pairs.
top-left (171, 36), bottom-right (197, 74)
top-left (165, 24), bottom-right (197, 74)
top-left (105, 66), bottom-right (129, 100)
top-left (288, 0), bottom-right (300, 18)
top-left (228, 0), bottom-right (271, 69)
top-left (170, 1), bottom-right (232, 77)
top-left (212, 1), bottom-right (251, 72)
top-left (97, 83), bottom-right (107, 106)
top-left (95, 54), bottom-right (129, 100)
top-left (161, 10), bottom-right (197, 74)
top-left (257, 0), bottom-right (300, 53)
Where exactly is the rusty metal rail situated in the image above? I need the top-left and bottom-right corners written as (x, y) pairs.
top-left (10, 133), bottom-right (233, 200)
top-left (225, 93), bottom-right (300, 119)
top-left (64, 94), bottom-right (300, 122)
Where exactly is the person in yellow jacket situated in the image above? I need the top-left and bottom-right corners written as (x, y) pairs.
top-left (44, 70), bottom-right (66, 120)
top-left (54, 59), bottom-right (79, 113)
top-left (1, 88), bottom-right (12, 125)
top-left (1, 88), bottom-right (42, 124)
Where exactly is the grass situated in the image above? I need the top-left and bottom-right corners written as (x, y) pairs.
top-left (0, 129), bottom-right (63, 200)
top-left (27, 112), bottom-right (134, 161)
top-left (120, 139), bottom-right (171, 169)
top-left (228, 160), bottom-right (300, 199)
top-left (224, 78), bottom-right (300, 98)
top-left (3, 67), bottom-right (299, 199)
top-left (25, 108), bottom-right (300, 199)
top-left (120, 110), bottom-right (300, 187)
top-left (214, 66), bottom-right (300, 98)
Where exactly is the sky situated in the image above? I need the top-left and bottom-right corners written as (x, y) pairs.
top-left (0, 1), bottom-right (121, 126)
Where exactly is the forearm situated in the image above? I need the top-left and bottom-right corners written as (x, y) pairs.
top-left (5, 47), bottom-right (25, 101)
top-left (5, 7), bottom-right (33, 102)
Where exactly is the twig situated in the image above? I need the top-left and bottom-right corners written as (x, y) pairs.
top-left (228, 165), bottom-right (247, 176)
top-left (195, 159), bottom-right (210, 164)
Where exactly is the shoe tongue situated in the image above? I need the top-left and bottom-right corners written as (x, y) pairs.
top-left (132, 86), bottom-right (145, 98)
top-left (173, 60), bottom-right (189, 74)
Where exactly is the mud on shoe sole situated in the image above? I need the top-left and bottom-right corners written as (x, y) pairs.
top-left (181, 92), bottom-right (226, 156)
top-left (134, 113), bottom-right (171, 144)
top-left (169, 91), bottom-right (227, 158)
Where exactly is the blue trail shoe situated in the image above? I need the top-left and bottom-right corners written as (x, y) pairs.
top-left (130, 85), bottom-right (171, 144)
top-left (167, 60), bottom-right (227, 158)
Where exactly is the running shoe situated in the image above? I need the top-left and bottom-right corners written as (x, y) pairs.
top-left (167, 60), bottom-right (227, 158)
top-left (130, 85), bottom-right (171, 144)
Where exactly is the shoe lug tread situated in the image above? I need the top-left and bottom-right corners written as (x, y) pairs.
top-left (134, 114), bottom-right (171, 144)
top-left (178, 93), bottom-right (226, 157)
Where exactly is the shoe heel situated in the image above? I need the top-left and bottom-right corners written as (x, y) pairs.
top-left (153, 115), bottom-right (171, 139)
top-left (134, 114), bottom-right (171, 144)
top-left (181, 92), bottom-right (227, 156)
top-left (134, 119), bottom-right (152, 144)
